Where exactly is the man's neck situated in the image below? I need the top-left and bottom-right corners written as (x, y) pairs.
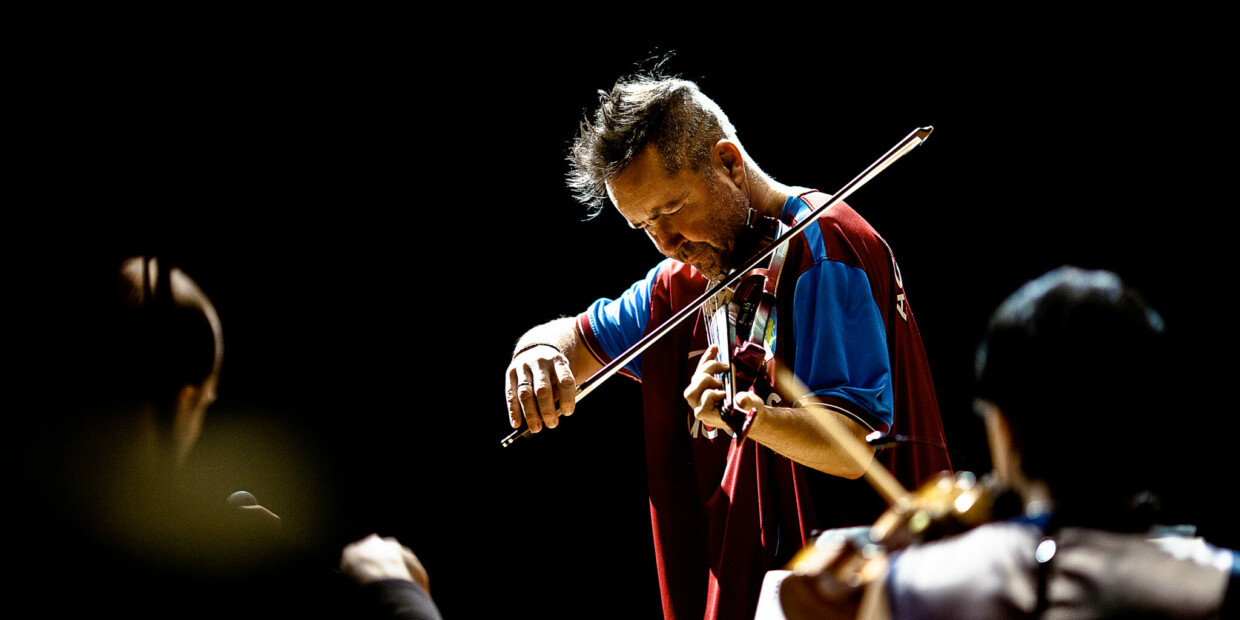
top-left (748, 173), bottom-right (793, 220)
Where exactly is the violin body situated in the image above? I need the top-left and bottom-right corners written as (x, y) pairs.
top-left (704, 210), bottom-right (788, 441)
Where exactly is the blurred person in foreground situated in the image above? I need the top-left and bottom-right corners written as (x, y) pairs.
top-left (16, 256), bottom-right (287, 615)
top-left (16, 256), bottom-right (440, 617)
top-left (781, 266), bottom-right (1238, 619)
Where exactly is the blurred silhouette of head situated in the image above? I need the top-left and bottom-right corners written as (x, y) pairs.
top-left (64, 256), bottom-right (223, 473)
top-left (974, 266), bottom-right (1167, 529)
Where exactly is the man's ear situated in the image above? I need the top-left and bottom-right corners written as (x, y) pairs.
top-left (713, 139), bottom-right (746, 189)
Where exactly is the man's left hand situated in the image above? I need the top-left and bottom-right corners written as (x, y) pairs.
top-left (684, 344), bottom-right (767, 434)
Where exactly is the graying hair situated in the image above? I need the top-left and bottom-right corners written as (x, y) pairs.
top-left (567, 75), bottom-right (735, 216)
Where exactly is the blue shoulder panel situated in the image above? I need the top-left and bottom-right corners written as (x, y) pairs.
top-left (786, 195), bottom-right (894, 431)
top-left (583, 260), bottom-right (666, 380)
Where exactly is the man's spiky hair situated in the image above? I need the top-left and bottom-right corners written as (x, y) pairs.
top-left (567, 73), bottom-right (735, 217)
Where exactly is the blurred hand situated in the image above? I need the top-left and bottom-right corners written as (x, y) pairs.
top-left (340, 533), bottom-right (429, 593)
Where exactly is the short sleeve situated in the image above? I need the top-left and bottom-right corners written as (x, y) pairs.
top-left (790, 258), bottom-right (894, 433)
top-left (577, 261), bottom-right (668, 381)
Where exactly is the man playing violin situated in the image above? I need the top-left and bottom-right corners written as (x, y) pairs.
top-left (504, 74), bottom-right (950, 619)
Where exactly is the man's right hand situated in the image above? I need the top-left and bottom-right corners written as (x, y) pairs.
top-left (505, 343), bottom-right (577, 433)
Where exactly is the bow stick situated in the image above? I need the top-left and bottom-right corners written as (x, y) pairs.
top-left (502, 126), bottom-right (934, 447)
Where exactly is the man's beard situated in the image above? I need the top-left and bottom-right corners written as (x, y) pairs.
top-left (689, 173), bottom-right (753, 280)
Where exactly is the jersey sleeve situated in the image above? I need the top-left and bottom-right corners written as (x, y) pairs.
top-left (789, 258), bottom-right (894, 433)
top-left (576, 261), bottom-right (668, 382)
top-left (357, 579), bottom-right (443, 620)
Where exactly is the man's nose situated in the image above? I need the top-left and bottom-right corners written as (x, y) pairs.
top-left (647, 220), bottom-right (684, 256)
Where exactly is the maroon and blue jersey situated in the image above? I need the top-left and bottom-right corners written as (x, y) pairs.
top-left (581, 195), bottom-right (896, 434)
top-left (577, 191), bottom-right (949, 620)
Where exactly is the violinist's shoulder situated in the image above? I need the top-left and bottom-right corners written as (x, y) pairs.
top-left (887, 523), bottom-right (1238, 618)
top-left (885, 522), bottom-right (1041, 618)
top-left (891, 521), bottom-right (1041, 576)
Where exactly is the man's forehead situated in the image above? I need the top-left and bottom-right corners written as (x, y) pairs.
top-left (605, 146), bottom-right (688, 219)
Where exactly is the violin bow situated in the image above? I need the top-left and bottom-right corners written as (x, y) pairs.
top-left (502, 126), bottom-right (934, 448)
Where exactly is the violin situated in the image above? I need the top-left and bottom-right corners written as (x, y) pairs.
top-left (501, 127), bottom-right (934, 448)
top-left (700, 208), bottom-right (787, 441)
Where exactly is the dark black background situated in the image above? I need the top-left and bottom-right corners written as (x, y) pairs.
top-left (11, 18), bottom-right (1231, 618)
